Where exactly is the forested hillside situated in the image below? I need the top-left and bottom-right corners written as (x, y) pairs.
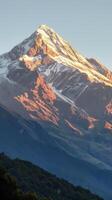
top-left (0, 153), bottom-right (103, 200)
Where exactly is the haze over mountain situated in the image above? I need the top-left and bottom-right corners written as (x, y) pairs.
top-left (0, 25), bottom-right (112, 200)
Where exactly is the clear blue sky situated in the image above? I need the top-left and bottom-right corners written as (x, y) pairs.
top-left (0, 0), bottom-right (112, 69)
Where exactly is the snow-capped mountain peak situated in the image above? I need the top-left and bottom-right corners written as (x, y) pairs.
top-left (0, 24), bottom-right (112, 88)
top-left (36, 24), bottom-right (92, 65)
top-left (17, 24), bottom-right (112, 87)
top-left (0, 24), bottom-right (112, 200)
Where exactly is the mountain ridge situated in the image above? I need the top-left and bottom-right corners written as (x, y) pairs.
top-left (19, 25), bottom-right (112, 86)
top-left (1, 24), bottom-right (112, 86)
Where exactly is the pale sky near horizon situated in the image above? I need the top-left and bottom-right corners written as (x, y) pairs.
top-left (0, 0), bottom-right (112, 69)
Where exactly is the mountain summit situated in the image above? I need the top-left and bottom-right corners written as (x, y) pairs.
top-left (18, 25), bottom-right (112, 86)
top-left (0, 25), bottom-right (112, 200)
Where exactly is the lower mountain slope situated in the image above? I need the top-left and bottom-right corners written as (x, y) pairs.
top-left (0, 153), bottom-right (103, 200)
top-left (0, 101), bottom-right (112, 200)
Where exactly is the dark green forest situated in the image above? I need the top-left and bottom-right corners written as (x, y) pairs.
top-left (0, 153), bottom-right (103, 200)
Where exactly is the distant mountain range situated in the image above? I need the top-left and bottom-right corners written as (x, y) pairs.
top-left (0, 24), bottom-right (112, 199)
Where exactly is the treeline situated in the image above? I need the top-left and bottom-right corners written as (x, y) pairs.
top-left (0, 167), bottom-right (45, 200)
top-left (0, 153), bottom-right (103, 200)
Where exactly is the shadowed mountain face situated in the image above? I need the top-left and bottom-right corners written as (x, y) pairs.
top-left (0, 24), bottom-right (112, 199)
